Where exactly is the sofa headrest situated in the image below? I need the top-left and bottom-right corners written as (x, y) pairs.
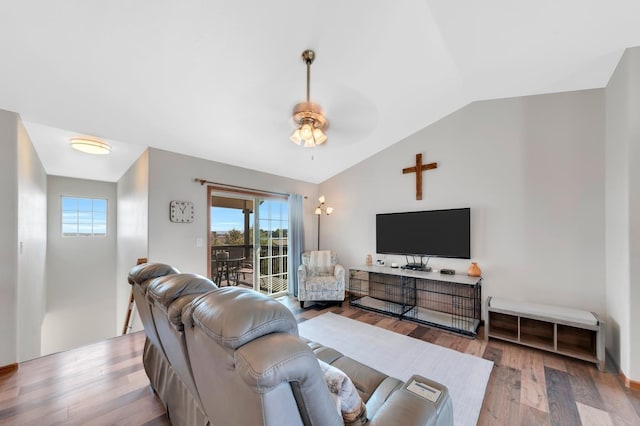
top-left (147, 273), bottom-right (216, 308)
top-left (128, 262), bottom-right (180, 286)
top-left (185, 287), bottom-right (298, 350)
top-left (167, 294), bottom-right (203, 331)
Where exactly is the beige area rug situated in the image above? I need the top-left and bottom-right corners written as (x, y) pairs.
top-left (298, 312), bottom-right (493, 426)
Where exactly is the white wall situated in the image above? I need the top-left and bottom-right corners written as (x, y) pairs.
top-left (0, 109), bottom-right (47, 366)
top-left (116, 150), bottom-right (149, 333)
top-left (41, 176), bottom-right (117, 355)
top-left (147, 148), bottom-right (318, 276)
top-left (320, 89), bottom-right (606, 317)
top-left (16, 120), bottom-right (47, 362)
top-left (605, 46), bottom-right (640, 381)
top-left (0, 109), bottom-right (19, 366)
top-left (629, 51), bottom-right (640, 383)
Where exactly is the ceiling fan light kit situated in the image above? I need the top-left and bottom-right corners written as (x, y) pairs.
top-left (290, 49), bottom-right (328, 148)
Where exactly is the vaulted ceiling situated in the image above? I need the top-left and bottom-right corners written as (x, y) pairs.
top-left (1, 1), bottom-right (639, 183)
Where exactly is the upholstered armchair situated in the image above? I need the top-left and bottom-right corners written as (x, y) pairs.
top-left (297, 250), bottom-right (345, 308)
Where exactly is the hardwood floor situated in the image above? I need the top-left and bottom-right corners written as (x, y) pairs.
top-left (0, 332), bottom-right (169, 426)
top-left (1, 298), bottom-right (638, 425)
top-left (285, 299), bottom-right (640, 426)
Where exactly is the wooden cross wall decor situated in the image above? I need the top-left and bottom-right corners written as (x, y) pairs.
top-left (402, 153), bottom-right (438, 200)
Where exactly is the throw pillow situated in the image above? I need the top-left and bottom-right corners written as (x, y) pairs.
top-left (318, 360), bottom-right (367, 425)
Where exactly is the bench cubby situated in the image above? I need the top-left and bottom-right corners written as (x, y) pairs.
top-left (485, 296), bottom-right (605, 370)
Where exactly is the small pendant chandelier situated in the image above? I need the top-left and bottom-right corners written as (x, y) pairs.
top-left (290, 49), bottom-right (328, 148)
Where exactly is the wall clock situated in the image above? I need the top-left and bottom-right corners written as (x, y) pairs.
top-left (169, 200), bottom-right (194, 223)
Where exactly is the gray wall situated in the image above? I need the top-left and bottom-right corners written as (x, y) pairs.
top-left (320, 89), bottom-right (606, 317)
top-left (0, 109), bottom-right (47, 366)
top-left (146, 148), bottom-right (318, 275)
top-left (116, 150), bottom-right (149, 333)
top-left (113, 148), bottom-right (319, 332)
top-left (16, 120), bottom-right (47, 361)
top-left (41, 176), bottom-right (117, 355)
top-left (629, 50), bottom-right (640, 383)
top-left (0, 109), bottom-right (19, 366)
top-left (605, 46), bottom-right (640, 381)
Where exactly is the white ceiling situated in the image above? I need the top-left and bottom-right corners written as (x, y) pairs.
top-left (1, 1), bottom-right (639, 183)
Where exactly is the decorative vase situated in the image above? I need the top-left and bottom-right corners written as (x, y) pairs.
top-left (365, 254), bottom-right (373, 266)
top-left (467, 262), bottom-right (481, 277)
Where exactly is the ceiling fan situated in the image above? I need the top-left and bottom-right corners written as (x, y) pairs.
top-left (290, 49), bottom-right (329, 148)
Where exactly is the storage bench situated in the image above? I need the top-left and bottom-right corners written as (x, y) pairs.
top-left (485, 296), bottom-right (605, 370)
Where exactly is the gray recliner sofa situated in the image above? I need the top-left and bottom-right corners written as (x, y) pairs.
top-left (128, 262), bottom-right (453, 425)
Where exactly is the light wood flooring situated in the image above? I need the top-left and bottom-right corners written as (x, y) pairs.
top-left (1, 298), bottom-right (639, 425)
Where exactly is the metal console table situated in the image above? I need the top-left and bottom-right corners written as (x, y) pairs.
top-left (348, 265), bottom-right (482, 337)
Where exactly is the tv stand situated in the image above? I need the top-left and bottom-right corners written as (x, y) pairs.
top-left (348, 266), bottom-right (482, 337)
top-left (404, 263), bottom-right (431, 272)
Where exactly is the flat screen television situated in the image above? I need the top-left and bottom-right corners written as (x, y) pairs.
top-left (376, 208), bottom-right (470, 259)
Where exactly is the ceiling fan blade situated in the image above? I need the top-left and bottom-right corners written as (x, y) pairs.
top-left (321, 85), bottom-right (378, 144)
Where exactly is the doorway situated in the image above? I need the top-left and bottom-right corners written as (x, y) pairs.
top-left (208, 187), bottom-right (289, 296)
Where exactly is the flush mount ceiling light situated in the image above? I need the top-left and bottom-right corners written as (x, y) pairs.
top-left (290, 49), bottom-right (328, 148)
top-left (69, 136), bottom-right (111, 155)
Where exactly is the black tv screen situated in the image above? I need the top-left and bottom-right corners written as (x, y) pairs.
top-left (376, 208), bottom-right (470, 259)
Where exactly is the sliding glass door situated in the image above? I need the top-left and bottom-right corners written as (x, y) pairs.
top-left (210, 194), bottom-right (254, 288)
top-left (209, 188), bottom-right (288, 296)
top-left (255, 198), bottom-right (288, 295)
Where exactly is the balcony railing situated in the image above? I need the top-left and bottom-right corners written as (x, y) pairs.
top-left (211, 244), bottom-right (288, 294)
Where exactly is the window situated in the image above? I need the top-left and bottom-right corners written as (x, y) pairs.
top-left (62, 197), bottom-right (107, 236)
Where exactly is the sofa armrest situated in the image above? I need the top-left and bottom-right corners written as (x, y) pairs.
top-left (297, 265), bottom-right (307, 299)
top-left (297, 264), bottom-right (307, 282)
top-left (334, 264), bottom-right (345, 287)
top-left (235, 333), bottom-right (343, 426)
top-left (369, 375), bottom-right (453, 426)
top-left (334, 264), bottom-right (345, 279)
